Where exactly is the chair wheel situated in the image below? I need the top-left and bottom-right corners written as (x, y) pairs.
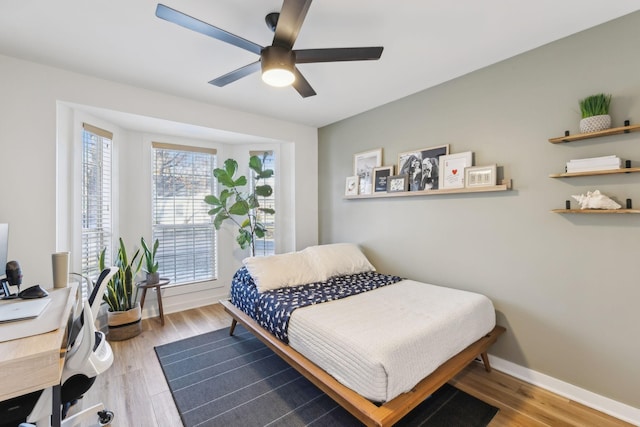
top-left (97, 409), bottom-right (114, 425)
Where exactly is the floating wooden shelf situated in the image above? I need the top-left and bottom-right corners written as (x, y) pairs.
top-left (548, 123), bottom-right (640, 144)
top-left (551, 209), bottom-right (640, 214)
top-left (549, 167), bottom-right (640, 178)
top-left (345, 180), bottom-right (511, 199)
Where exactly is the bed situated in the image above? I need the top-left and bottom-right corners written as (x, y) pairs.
top-left (220, 243), bottom-right (505, 427)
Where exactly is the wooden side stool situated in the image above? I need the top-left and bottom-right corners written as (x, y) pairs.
top-left (136, 278), bottom-right (170, 325)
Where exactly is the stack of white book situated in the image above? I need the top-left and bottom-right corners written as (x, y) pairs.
top-left (566, 155), bottom-right (622, 173)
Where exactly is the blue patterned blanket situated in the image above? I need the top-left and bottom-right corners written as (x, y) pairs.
top-left (231, 267), bottom-right (402, 343)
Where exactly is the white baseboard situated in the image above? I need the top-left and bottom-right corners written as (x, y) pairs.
top-left (489, 355), bottom-right (640, 426)
top-left (140, 288), bottom-right (229, 319)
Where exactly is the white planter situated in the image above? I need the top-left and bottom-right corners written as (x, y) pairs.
top-left (579, 114), bottom-right (611, 133)
top-left (146, 272), bottom-right (160, 285)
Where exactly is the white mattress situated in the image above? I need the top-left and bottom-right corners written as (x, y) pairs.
top-left (287, 279), bottom-right (496, 402)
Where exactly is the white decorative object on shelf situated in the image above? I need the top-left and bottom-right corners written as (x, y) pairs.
top-left (579, 114), bottom-right (611, 133)
top-left (571, 190), bottom-right (621, 210)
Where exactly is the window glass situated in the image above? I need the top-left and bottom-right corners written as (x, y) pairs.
top-left (152, 143), bottom-right (217, 284)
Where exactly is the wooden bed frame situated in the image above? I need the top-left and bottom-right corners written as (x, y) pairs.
top-left (220, 299), bottom-right (505, 427)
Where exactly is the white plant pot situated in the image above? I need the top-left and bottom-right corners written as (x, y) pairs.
top-left (146, 272), bottom-right (160, 285)
top-left (579, 114), bottom-right (611, 133)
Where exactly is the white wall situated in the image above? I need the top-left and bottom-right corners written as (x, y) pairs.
top-left (319, 11), bottom-right (640, 419)
top-left (0, 54), bottom-right (318, 313)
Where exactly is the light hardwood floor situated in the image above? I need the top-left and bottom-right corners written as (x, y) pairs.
top-left (75, 304), bottom-right (633, 427)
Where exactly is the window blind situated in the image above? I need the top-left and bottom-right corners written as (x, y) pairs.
top-left (152, 142), bottom-right (217, 284)
top-left (250, 151), bottom-right (275, 256)
top-left (81, 123), bottom-right (113, 298)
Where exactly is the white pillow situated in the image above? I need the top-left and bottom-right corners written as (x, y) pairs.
top-left (243, 251), bottom-right (319, 292)
top-left (303, 243), bottom-right (375, 281)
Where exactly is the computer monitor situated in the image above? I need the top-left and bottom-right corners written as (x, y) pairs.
top-left (0, 224), bottom-right (8, 279)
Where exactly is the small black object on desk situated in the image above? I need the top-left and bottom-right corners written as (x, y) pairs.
top-left (18, 284), bottom-right (49, 299)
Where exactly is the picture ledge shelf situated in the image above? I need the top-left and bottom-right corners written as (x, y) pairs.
top-left (551, 209), bottom-right (640, 214)
top-left (548, 122), bottom-right (640, 144)
top-left (549, 167), bottom-right (640, 178)
top-left (345, 180), bottom-right (512, 199)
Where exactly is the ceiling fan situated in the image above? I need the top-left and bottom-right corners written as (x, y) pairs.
top-left (155, 0), bottom-right (384, 98)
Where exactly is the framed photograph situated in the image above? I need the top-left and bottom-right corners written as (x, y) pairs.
top-left (345, 175), bottom-right (359, 196)
top-left (354, 149), bottom-right (382, 195)
top-left (386, 174), bottom-right (409, 192)
top-left (372, 166), bottom-right (394, 193)
top-left (397, 144), bottom-right (449, 191)
top-left (465, 164), bottom-right (497, 188)
top-left (439, 151), bottom-right (473, 189)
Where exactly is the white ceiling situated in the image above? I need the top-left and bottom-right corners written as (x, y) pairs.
top-left (1, 1), bottom-right (639, 128)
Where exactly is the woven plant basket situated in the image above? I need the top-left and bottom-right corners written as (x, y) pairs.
top-left (579, 114), bottom-right (611, 133)
top-left (107, 303), bottom-right (142, 341)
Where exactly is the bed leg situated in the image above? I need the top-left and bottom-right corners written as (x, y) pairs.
top-left (480, 352), bottom-right (491, 372)
top-left (229, 319), bottom-right (237, 336)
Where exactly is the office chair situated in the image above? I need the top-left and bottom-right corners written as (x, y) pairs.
top-left (1, 267), bottom-right (119, 427)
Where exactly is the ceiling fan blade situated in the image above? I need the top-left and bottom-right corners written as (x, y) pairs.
top-left (208, 61), bottom-right (261, 87)
top-left (292, 67), bottom-right (316, 98)
top-left (273, 0), bottom-right (313, 50)
top-left (295, 47), bottom-right (383, 63)
top-left (156, 4), bottom-right (263, 55)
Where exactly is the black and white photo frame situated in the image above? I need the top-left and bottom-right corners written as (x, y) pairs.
top-left (398, 145), bottom-right (449, 191)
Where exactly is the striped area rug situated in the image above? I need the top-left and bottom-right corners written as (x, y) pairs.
top-left (155, 325), bottom-right (498, 427)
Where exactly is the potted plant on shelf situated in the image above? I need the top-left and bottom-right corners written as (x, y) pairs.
top-left (579, 93), bottom-right (612, 133)
top-left (141, 237), bottom-right (160, 285)
top-left (99, 238), bottom-right (143, 341)
top-left (204, 154), bottom-right (275, 256)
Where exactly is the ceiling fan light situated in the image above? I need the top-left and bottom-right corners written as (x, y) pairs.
top-left (261, 46), bottom-right (296, 87)
top-left (262, 68), bottom-right (295, 87)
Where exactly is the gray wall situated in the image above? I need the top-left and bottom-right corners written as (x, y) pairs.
top-left (319, 12), bottom-right (640, 409)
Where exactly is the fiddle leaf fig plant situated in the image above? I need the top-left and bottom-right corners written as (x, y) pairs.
top-left (205, 155), bottom-right (275, 256)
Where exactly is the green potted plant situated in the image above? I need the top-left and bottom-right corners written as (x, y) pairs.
top-left (204, 154), bottom-right (275, 256)
top-left (99, 238), bottom-right (143, 341)
top-left (141, 237), bottom-right (160, 285)
top-left (579, 93), bottom-right (612, 133)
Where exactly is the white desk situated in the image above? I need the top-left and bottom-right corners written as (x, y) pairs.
top-left (0, 284), bottom-right (77, 425)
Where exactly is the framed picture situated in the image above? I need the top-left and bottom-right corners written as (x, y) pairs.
top-left (397, 144), bottom-right (449, 191)
top-left (386, 174), bottom-right (409, 192)
top-left (465, 164), bottom-right (497, 188)
top-left (439, 151), bottom-right (473, 189)
top-left (354, 149), bottom-right (382, 195)
top-left (345, 175), bottom-right (359, 196)
top-left (372, 166), bottom-right (394, 193)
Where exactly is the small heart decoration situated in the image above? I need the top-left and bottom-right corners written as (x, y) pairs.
top-left (452, 169), bottom-right (458, 175)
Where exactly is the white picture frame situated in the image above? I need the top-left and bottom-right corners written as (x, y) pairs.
top-left (464, 164), bottom-right (497, 188)
top-left (354, 149), bottom-right (383, 195)
top-left (439, 151), bottom-right (473, 189)
top-left (345, 175), bottom-right (359, 196)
